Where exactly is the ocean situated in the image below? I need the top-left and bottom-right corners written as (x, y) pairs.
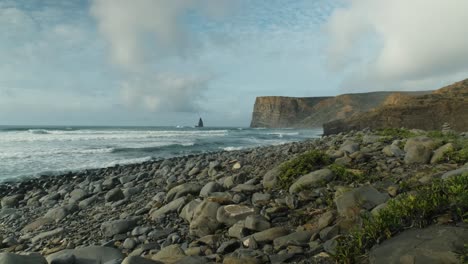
top-left (0, 126), bottom-right (322, 181)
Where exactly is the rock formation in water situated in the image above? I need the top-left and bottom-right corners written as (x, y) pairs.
top-left (323, 79), bottom-right (468, 135)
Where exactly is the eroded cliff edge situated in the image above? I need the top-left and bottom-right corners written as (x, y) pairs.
top-left (323, 79), bottom-right (468, 135)
top-left (250, 91), bottom-right (428, 128)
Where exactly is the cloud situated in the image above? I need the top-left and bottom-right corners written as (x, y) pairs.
top-left (326, 0), bottom-right (468, 90)
top-left (90, 0), bottom-right (231, 69)
top-left (120, 73), bottom-right (212, 112)
top-left (90, 0), bottom-right (232, 112)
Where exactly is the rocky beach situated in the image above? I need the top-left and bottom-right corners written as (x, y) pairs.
top-left (1, 128), bottom-right (467, 264)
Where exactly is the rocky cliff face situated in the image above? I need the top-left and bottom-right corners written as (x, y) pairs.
top-left (250, 96), bottom-right (330, 128)
top-left (323, 79), bottom-right (468, 135)
top-left (250, 92), bottom-right (428, 128)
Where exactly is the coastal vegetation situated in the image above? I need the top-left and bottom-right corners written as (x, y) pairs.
top-left (335, 173), bottom-right (468, 263)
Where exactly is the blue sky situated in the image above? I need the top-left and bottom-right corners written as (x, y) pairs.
top-left (1, 0), bottom-right (468, 126)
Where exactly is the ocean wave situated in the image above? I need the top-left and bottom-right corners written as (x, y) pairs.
top-left (28, 129), bottom-right (50, 134)
top-left (111, 142), bottom-right (196, 153)
top-left (222, 146), bottom-right (245, 151)
top-left (0, 147), bottom-right (115, 159)
top-left (266, 132), bottom-right (300, 137)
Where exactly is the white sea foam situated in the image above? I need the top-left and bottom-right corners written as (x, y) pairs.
top-left (222, 146), bottom-right (244, 151)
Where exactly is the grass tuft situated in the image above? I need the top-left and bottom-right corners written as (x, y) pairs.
top-left (334, 173), bottom-right (468, 263)
top-left (277, 150), bottom-right (331, 190)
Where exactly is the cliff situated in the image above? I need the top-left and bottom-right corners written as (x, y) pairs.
top-left (250, 92), bottom-right (428, 128)
top-left (250, 96), bottom-right (330, 128)
top-left (323, 79), bottom-right (468, 135)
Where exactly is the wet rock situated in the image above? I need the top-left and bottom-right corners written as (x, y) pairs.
top-left (105, 188), bottom-right (125, 202)
top-left (251, 193), bottom-right (271, 207)
top-left (340, 140), bottom-right (360, 154)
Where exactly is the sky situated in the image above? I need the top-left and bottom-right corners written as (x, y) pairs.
top-left (1, 0), bottom-right (468, 126)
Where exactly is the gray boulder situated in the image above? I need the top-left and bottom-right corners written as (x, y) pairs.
top-left (100, 219), bottom-right (137, 237)
top-left (263, 167), bottom-right (280, 189)
top-left (122, 256), bottom-right (163, 264)
top-left (335, 186), bottom-right (389, 218)
top-left (0, 253), bottom-right (47, 264)
top-left (47, 246), bottom-right (124, 264)
top-left (150, 197), bottom-right (187, 220)
top-left (105, 188), bottom-right (125, 202)
top-left (199, 182), bottom-right (224, 197)
top-left (404, 137), bottom-right (437, 164)
top-left (442, 165), bottom-right (468, 180)
top-left (165, 183), bottom-right (202, 202)
top-left (369, 225), bottom-right (468, 264)
top-left (189, 200), bottom-right (221, 237)
top-left (217, 205), bottom-right (256, 226)
top-left (431, 143), bottom-right (455, 164)
top-left (289, 169), bottom-right (334, 194)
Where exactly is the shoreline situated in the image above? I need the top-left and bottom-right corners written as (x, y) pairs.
top-left (0, 139), bottom-right (316, 186)
top-left (0, 128), bottom-right (467, 263)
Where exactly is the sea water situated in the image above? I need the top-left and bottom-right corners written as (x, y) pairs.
top-left (0, 126), bottom-right (322, 181)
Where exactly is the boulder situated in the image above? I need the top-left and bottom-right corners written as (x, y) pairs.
top-left (166, 183), bottom-right (202, 202)
top-left (0, 253), bottom-right (47, 264)
top-left (442, 165), bottom-right (468, 180)
top-left (335, 186), bottom-right (389, 218)
top-left (189, 200), bottom-right (221, 237)
top-left (150, 197), bottom-right (187, 220)
top-left (243, 227), bottom-right (290, 246)
top-left (69, 189), bottom-right (88, 202)
top-left (339, 140), bottom-right (360, 154)
top-left (1, 195), bottom-right (22, 208)
top-left (273, 231), bottom-right (312, 250)
top-left (199, 182), bottom-right (224, 197)
top-left (244, 215), bottom-right (271, 232)
top-left (262, 167), bottom-right (280, 189)
top-left (289, 169), bottom-right (335, 194)
top-left (101, 219), bottom-right (137, 237)
top-left (369, 225), bottom-right (468, 264)
top-left (122, 256), bottom-right (163, 264)
top-left (430, 143), bottom-right (455, 164)
top-left (217, 205), bottom-right (256, 226)
top-left (46, 246), bottom-right (124, 264)
top-left (105, 188), bottom-right (125, 202)
top-left (151, 244), bottom-right (186, 263)
top-left (404, 137), bottom-right (437, 164)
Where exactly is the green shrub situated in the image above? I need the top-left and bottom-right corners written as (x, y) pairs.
top-left (376, 128), bottom-right (415, 139)
top-left (277, 150), bottom-right (331, 190)
top-left (329, 164), bottom-right (366, 183)
top-left (334, 173), bottom-right (468, 263)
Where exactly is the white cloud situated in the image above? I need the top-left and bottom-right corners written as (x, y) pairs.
top-left (120, 73), bottom-right (213, 112)
top-left (326, 0), bottom-right (468, 90)
top-left (90, 0), bottom-right (231, 69)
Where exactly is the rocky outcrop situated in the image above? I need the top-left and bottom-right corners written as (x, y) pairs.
top-left (250, 96), bottom-right (329, 128)
top-left (250, 92), bottom-right (428, 128)
top-left (324, 79), bottom-right (468, 135)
